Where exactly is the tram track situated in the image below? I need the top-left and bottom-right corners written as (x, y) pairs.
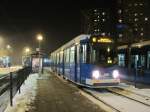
top-left (106, 87), bottom-right (150, 107)
top-left (82, 88), bottom-right (121, 112)
top-left (82, 88), bottom-right (150, 112)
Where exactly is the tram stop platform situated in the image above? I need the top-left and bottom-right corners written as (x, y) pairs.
top-left (5, 68), bottom-right (105, 112)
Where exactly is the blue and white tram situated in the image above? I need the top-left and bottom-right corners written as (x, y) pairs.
top-left (50, 34), bottom-right (120, 87)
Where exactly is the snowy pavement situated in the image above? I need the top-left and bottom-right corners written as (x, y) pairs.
top-left (4, 73), bottom-right (38, 112)
top-left (84, 88), bottom-right (150, 112)
top-left (3, 71), bottom-right (150, 112)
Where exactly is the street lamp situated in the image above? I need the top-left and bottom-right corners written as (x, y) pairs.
top-left (25, 47), bottom-right (30, 54)
top-left (6, 45), bottom-right (11, 67)
top-left (23, 47), bottom-right (31, 67)
top-left (36, 34), bottom-right (43, 74)
top-left (37, 34), bottom-right (43, 51)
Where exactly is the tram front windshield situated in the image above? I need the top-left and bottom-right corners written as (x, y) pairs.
top-left (91, 45), bottom-right (117, 66)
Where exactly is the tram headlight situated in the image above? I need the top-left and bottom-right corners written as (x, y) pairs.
top-left (112, 70), bottom-right (119, 79)
top-left (92, 70), bottom-right (100, 79)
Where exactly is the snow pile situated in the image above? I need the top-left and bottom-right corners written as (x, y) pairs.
top-left (4, 73), bottom-right (38, 112)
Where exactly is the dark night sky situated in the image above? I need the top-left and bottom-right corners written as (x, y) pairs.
top-left (0, 0), bottom-right (113, 61)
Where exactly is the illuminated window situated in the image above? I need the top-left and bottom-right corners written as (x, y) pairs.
top-left (139, 3), bottom-right (143, 6)
top-left (101, 32), bottom-right (106, 36)
top-left (134, 13), bottom-right (138, 16)
top-left (102, 12), bottom-right (105, 15)
top-left (119, 34), bottom-right (123, 38)
top-left (118, 9), bottom-right (122, 14)
top-left (134, 3), bottom-right (138, 6)
top-left (134, 24), bottom-right (138, 27)
top-left (94, 9), bottom-right (97, 12)
top-left (118, 19), bottom-right (122, 23)
top-left (140, 33), bottom-right (144, 36)
top-left (118, 54), bottom-right (125, 67)
top-left (145, 17), bottom-right (148, 21)
top-left (82, 45), bottom-right (87, 63)
top-left (134, 18), bottom-right (138, 21)
top-left (102, 19), bottom-right (105, 22)
top-left (70, 46), bottom-right (75, 63)
top-left (141, 28), bottom-right (144, 31)
top-left (147, 51), bottom-right (150, 69)
top-left (134, 28), bottom-right (138, 31)
top-left (140, 13), bottom-right (143, 16)
top-left (107, 47), bottom-right (110, 52)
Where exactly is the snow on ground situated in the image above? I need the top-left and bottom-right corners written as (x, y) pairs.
top-left (0, 66), bottom-right (22, 76)
top-left (119, 83), bottom-right (150, 98)
top-left (4, 73), bottom-right (38, 112)
top-left (85, 89), bottom-right (150, 112)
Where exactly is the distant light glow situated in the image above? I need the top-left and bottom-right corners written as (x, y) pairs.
top-left (145, 17), bottom-right (148, 21)
top-left (37, 34), bottom-right (43, 41)
top-left (25, 48), bottom-right (30, 53)
top-left (118, 19), bottom-right (122, 23)
top-left (92, 37), bottom-right (97, 42)
top-left (107, 57), bottom-right (112, 64)
top-left (119, 34), bottom-right (123, 38)
top-left (6, 45), bottom-right (11, 49)
top-left (107, 47), bottom-right (110, 52)
top-left (102, 12), bottom-right (105, 15)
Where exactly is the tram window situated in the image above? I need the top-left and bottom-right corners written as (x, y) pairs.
top-left (147, 51), bottom-right (150, 69)
top-left (80, 44), bottom-right (87, 63)
top-left (60, 51), bottom-right (63, 64)
top-left (131, 55), bottom-right (139, 68)
top-left (118, 54), bottom-right (125, 67)
top-left (57, 53), bottom-right (59, 64)
top-left (77, 45), bottom-right (80, 64)
top-left (64, 50), bottom-right (67, 63)
top-left (70, 46), bottom-right (75, 63)
top-left (91, 50), bottom-right (96, 63)
top-left (90, 47), bottom-right (117, 65)
top-left (141, 55), bottom-right (145, 68)
top-left (66, 49), bottom-right (70, 63)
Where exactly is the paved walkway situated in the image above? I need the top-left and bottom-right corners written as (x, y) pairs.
top-left (29, 70), bottom-right (105, 112)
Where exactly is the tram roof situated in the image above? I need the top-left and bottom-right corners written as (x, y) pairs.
top-left (51, 34), bottom-right (90, 54)
top-left (117, 40), bottom-right (150, 50)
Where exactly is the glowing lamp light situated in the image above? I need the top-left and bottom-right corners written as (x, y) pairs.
top-left (107, 60), bottom-right (112, 64)
top-left (107, 47), bottom-right (110, 52)
top-left (37, 34), bottom-right (43, 41)
top-left (112, 70), bottom-right (119, 79)
top-left (6, 45), bottom-right (11, 49)
top-left (25, 48), bottom-right (30, 53)
top-left (92, 37), bottom-right (97, 42)
top-left (92, 70), bottom-right (100, 79)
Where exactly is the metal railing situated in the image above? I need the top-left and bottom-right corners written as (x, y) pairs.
top-left (0, 67), bottom-right (31, 112)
